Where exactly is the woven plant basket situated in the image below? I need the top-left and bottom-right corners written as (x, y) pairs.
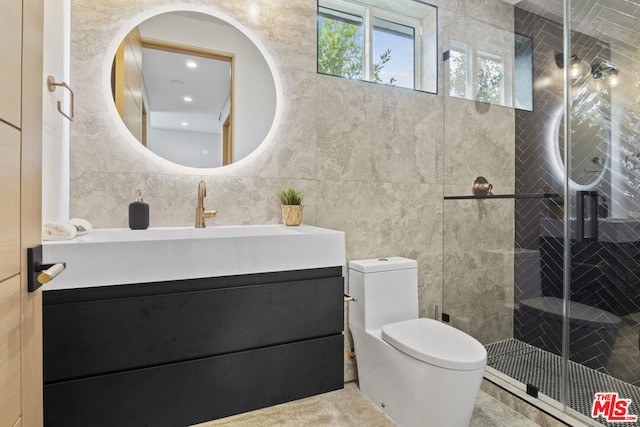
top-left (281, 205), bottom-right (303, 226)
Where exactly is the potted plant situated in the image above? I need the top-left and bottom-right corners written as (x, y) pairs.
top-left (278, 186), bottom-right (304, 226)
top-left (546, 195), bottom-right (564, 219)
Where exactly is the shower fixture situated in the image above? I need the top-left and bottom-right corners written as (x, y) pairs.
top-left (584, 157), bottom-right (605, 174)
top-left (554, 52), bottom-right (578, 69)
top-left (554, 52), bottom-right (589, 79)
top-left (555, 52), bottom-right (619, 84)
top-left (591, 61), bottom-right (618, 85)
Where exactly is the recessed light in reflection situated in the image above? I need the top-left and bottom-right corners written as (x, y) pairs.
top-left (181, 122), bottom-right (189, 126)
top-left (183, 96), bottom-right (192, 102)
top-left (186, 61), bottom-right (197, 69)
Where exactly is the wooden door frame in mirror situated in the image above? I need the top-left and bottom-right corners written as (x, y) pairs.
top-left (113, 37), bottom-right (236, 165)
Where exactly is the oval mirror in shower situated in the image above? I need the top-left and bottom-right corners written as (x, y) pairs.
top-left (551, 87), bottom-right (610, 189)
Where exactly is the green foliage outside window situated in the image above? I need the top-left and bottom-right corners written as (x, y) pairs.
top-left (476, 57), bottom-right (504, 104)
top-left (318, 17), bottom-right (364, 80)
top-left (374, 49), bottom-right (396, 85)
top-left (318, 15), bottom-right (396, 85)
top-left (448, 47), bottom-right (505, 105)
top-left (449, 51), bottom-right (468, 98)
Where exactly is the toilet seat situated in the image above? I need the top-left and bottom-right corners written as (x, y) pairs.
top-left (381, 318), bottom-right (486, 371)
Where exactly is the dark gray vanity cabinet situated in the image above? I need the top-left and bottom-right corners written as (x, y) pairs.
top-left (43, 267), bottom-right (344, 427)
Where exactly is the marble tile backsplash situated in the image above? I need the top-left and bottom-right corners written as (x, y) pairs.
top-left (69, 0), bottom-right (516, 381)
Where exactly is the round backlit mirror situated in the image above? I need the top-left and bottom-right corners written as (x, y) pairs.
top-left (557, 108), bottom-right (609, 188)
top-left (110, 11), bottom-right (277, 168)
top-left (548, 76), bottom-right (611, 190)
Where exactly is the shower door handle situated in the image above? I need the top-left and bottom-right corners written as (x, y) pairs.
top-left (576, 191), bottom-right (598, 242)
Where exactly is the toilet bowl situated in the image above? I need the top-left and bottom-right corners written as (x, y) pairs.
top-left (348, 257), bottom-right (487, 427)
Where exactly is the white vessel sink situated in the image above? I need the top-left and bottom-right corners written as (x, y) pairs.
top-left (42, 224), bottom-right (346, 290)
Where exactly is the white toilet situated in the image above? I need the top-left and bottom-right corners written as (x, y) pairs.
top-left (348, 257), bottom-right (487, 427)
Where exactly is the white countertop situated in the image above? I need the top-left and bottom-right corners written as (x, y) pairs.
top-left (42, 224), bottom-right (346, 290)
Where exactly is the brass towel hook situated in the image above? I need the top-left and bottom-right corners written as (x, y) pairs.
top-left (472, 176), bottom-right (493, 196)
top-left (47, 75), bottom-right (75, 121)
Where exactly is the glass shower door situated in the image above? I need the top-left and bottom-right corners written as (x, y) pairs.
top-left (442, 0), bottom-right (640, 424)
top-left (441, 0), bottom-right (568, 411)
top-left (563, 1), bottom-right (640, 422)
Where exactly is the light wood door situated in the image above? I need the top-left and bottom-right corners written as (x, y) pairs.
top-left (0, 0), bottom-right (23, 424)
top-left (114, 27), bottom-right (144, 142)
top-left (0, 0), bottom-right (22, 128)
top-left (0, 118), bottom-right (21, 427)
top-left (0, 0), bottom-right (44, 425)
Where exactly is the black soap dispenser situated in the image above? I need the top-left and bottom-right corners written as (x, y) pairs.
top-left (129, 190), bottom-right (149, 230)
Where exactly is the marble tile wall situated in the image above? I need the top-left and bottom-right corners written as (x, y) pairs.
top-left (441, 12), bottom-right (517, 344)
top-left (68, 0), bottom-right (516, 381)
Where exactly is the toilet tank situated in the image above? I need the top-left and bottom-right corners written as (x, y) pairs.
top-left (348, 257), bottom-right (418, 331)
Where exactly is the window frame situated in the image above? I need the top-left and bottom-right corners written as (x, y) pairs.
top-left (318, 0), bottom-right (423, 90)
top-left (448, 39), bottom-right (514, 108)
top-left (318, 2), bottom-right (368, 80)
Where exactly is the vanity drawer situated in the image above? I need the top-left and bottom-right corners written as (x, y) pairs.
top-left (44, 335), bottom-right (344, 427)
top-left (44, 270), bottom-right (344, 383)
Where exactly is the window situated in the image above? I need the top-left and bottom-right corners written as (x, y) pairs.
top-left (448, 41), bottom-right (471, 99)
top-left (449, 41), bottom-right (507, 104)
top-left (447, 35), bottom-right (531, 110)
top-left (514, 34), bottom-right (533, 111)
top-left (373, 17), bottom-right (415, 89)
top-left (317, 6), bottom-right (365, 80)
top-left (476, 51), bottom-right (505, 105)
top-left (317, 0), bottom-right (437, 93)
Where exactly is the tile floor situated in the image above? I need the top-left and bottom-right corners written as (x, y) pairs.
top-left (608, 313), bottom-right (640, 387)
top-left (487, 338), bottom-right (640, 426)
top-left (196, 382), bottom-right (541, 426)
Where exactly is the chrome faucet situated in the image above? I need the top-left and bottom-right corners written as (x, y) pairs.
top-left (195, 180), bottom-right (217, 228)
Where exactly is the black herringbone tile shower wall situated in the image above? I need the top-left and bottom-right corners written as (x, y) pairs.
top-left (493, 3), bottom-right (640, 423)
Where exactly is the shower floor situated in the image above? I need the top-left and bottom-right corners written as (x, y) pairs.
top-left (486, 339), bottom-right (640, 426)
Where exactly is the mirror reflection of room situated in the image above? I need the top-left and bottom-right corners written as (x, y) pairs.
top-left (113, 32), bottom-right (234, 167)
top-left (110, 11), bottom-right (276, 168)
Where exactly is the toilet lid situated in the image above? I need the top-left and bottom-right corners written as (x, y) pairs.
top-left (381, 318), bottom-right (487, 371)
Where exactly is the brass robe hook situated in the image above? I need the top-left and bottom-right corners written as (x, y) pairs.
top-left (472, 176), bottom-right (493, 196)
